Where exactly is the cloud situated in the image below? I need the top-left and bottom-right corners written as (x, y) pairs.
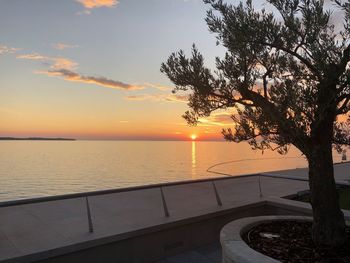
top-left (52, 43), bottom-right (78, 50)
top-left (164, 94), bottom-right (188, 102)
top-left (51, 58), bottom-right (78, 70)
top-left (209, 112), bottom-right (234, 123)
top-left (39, 68), bottom-right (143, 90)
top-left (124, 95), bottom-right (151, 101)
top-left (0, 45), bottom-right (20, 55)
top-left (142, 83), bottom-right (170, 91)
top-left (76, 0), bottom-right (118, 14)
top-left (77, 0), bottom-right (118, 8)
top-left (17, 53), bottom-right (78, 70)
top-left (47, 73), bottom-right (170, 91)
top-left (17, 52), bottom-right (138, 90)
top-left (198, 112), bottom-right (234, 126)
top-left (17, 53), bottom-right (48, 61)
top-left (17, 52), bottom-right (168, 92)
top-left (124, 94), bottom-right (188, 103)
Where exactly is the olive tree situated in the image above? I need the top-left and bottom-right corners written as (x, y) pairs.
top-left (161, 0), bottom-right (350, 246)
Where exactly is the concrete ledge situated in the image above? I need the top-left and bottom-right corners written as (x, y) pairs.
top-left (265, 196), bottom-right (313, 216)
top-left (220, 215), bottom-right (312, 263)
top-left (33, 202), bottom-right (273, 263)
top-left (261, 173), bottom-right (350, 187)
top-left (0, 201), bottom-right (264, 263)
top-left (16, 200), bottom-right (310, 263)
top-left (265, 196), bottom-right (350, 220)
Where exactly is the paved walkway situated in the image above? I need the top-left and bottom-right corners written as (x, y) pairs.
top-left (156, 162), bottom-right (350, 263)
top-left (265, 162), bottom-right (350, 183)
top-left (0, 162), bottom-right (349, 262)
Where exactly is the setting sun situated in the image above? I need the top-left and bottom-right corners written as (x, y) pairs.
top-left (190, 134), bottom-right (197, 140)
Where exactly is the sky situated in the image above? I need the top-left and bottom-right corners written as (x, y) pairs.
top-left (0, 0), bottom-right (342, 140)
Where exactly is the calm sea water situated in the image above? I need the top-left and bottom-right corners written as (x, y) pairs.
top-left (0, 140), bottom-right (343, 202)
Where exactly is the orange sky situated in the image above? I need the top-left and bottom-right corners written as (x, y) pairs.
top-left (0, 0), bottom-right (238, 140)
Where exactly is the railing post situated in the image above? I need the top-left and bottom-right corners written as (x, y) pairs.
top-left (258, 174), bottom-right (263, 197)
top-left (85, 196), bottom-right (94, 233)
top-left (160, 187), bottom-right (170, 217)
top-left (212, 181), bottom-right (222, 206)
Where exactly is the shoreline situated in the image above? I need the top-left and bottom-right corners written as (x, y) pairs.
top-left (0, 137), bottom-right (76, 141)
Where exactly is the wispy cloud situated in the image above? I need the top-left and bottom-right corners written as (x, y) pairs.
top-left (0, 45), bottom-right (20, 55)
top-left (76, 0), bottom-right (118, 14)
top-left (77, 0), bottom-right (118, 8)
top-left (17, 52), bottom-right (138, 90)
top-left (125, 94), bottom-right (188, 103)
top-left (142, 83), bottom-right (170, 91)
top-left (52, 43), bottom-right (78, 50)
top-left (17, 52), bottom-right (169, 91)
top-left (17, 53), bottom-right (78, 70)
top-left (198, 112), bottom-right (234, 126)
top-left (17, 53), bottom-right (48, 61)
top-left (51, 58), bottom-right (79, 70)
top-left (40, 68), bottom-right (143, 90)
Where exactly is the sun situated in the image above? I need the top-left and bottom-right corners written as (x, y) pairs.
top-left (190, 134), bottom-right (197, 140)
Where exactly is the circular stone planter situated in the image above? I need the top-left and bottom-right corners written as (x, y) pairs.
top-left (220, 215), bottom-right (312, 263)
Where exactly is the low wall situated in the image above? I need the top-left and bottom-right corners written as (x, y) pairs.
top-left (36, 201), bottom-right (309, 263)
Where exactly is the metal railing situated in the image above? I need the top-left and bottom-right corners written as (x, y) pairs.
top-left (12, 173), bottom-right (350, 234)
top-left (85, 197), bottom-right (94, 233)
top-left (81, 179), bottom-right (227, 233)
top-left (0, 160), bottom-right (314, 234)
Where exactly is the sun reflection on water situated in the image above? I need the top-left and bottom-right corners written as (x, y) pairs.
top-left (191, 141), bottom-right (196, 178)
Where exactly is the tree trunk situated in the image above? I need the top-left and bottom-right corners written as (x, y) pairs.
top-left (308, 141), bottom-right (346, 247)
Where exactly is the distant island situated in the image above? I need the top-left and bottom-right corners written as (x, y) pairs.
top-left (0, 137), bottom-right (76, 141)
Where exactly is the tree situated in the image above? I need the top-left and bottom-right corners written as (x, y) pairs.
top-left (161, 0), bottom-right (350, 246)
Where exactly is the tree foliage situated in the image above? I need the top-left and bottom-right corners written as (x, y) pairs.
top-left (161, 0), bottom-right (350, 156)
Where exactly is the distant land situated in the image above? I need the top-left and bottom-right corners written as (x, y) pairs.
top-left (0, 137), bottom-right (76, 141)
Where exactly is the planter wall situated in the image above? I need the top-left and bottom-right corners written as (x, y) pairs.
top-left (220, 215), bottom-right (312, 263)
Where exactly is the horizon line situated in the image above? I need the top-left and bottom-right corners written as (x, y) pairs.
top-left (0, 136), bottom-right (226, 142)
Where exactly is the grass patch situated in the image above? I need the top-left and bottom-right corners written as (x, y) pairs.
top-left (294, 188), bottom-right (350, 210)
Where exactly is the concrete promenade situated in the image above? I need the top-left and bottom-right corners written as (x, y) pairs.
top-left (264, 161), bottom-right (350, 184)
top-left (0, 163), bottom-right (349, 262)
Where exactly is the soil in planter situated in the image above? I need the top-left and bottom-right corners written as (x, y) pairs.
top-left (243, 221), bottom-right (350, 263)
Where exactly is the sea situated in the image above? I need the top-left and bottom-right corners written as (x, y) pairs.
top-left (0, 140), bottom-right (344, 202)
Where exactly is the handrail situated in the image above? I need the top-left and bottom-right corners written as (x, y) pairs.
top-left (212, 181), bottom-right (222, 206)
top-left (160, 187), bottom-right (170, 217)
top-left (0, 172), bottom-right (261, 207)
top-left (85, 197), bottom-right (94, 233)
top-left (2, 156), bottom-right (346, 208)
